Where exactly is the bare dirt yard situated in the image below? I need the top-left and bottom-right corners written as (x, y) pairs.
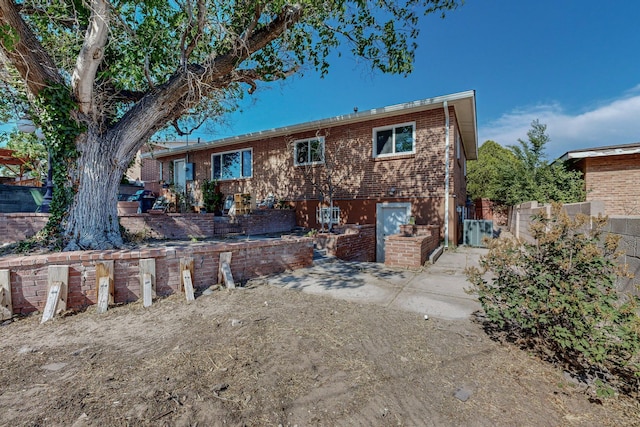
top-left (1, 283), bottom-right (639, 426)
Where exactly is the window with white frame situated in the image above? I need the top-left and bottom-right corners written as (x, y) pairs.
top-left (294, 137), bottom-right (325, 166)
top-left (212, 148), bottom-right (252, 180)
top-left (373, 122), bottom-right (415, 157)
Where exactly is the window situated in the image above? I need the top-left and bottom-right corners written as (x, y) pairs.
top-left (294, 137), bottom-right (325, 166)
top-left (373, 122), bottom-right (415, 157)
top-left (212, 148), bottom-right (252, 180)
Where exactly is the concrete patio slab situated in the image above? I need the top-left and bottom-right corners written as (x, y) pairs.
top-left (258, 246), bottom-right (487, 321)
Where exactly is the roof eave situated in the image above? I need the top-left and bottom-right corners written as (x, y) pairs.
top-left (143, 90), bottom-right (478, 160)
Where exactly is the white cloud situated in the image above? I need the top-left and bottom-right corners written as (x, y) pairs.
top-left (479, 90), bottom-right (640, 159)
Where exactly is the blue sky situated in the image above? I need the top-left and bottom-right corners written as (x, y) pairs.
top-left (3, 0), bottom-right (639, 160)
top-left (201, 0), bottom-right (640, 159)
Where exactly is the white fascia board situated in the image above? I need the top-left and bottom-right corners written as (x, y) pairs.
top-left (566, 147), bottom-right (640, 159)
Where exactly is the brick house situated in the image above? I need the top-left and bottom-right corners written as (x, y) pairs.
top-left (142, 90), bottom-right (478, 261)
top-left (558, 142), bottom-right (640, 215)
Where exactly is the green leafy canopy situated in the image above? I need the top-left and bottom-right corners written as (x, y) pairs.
top-left (467, 121), bottom-right (585, 207)
top-left (3, 0), bottom-right (462, 129)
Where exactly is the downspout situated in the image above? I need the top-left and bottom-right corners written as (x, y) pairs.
top-left (443, 101), bottom-right (450, 249)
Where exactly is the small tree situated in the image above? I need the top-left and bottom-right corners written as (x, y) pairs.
top-left (289, 130), bottom-right (352, 231)
top-left (466, 140), bottom-right (517, 201)
top-left (466, 204), bottom-right (640, 395)
top-left (466, 121), bottom-right (585, 208)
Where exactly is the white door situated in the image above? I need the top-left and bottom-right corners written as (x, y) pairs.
top-left (376, 202), bottom-right (411, 262)
top-left (173, 159), bottom-right (186, 193)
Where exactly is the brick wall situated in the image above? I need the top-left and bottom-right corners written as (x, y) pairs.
top-left (579, 154), bottom-right (640, 215)
top-left (0, 213), bottom-right (49, 243)
top-left (0, 237), bottom-right (313, 316)
top-left (384, 226), bottom-right (439, 269)
top-left (240, 209), bottom-right (297, 235)
top-left (156, 107), bottom-right (468, 244)
top-left (474, 198), bottom-right (508, 225)
top-left (119, 213), bottom-right (239, 239)
top-left (1, 210), bottom-right (296, 244)
top-left (314, 224), bottom-right (375, 262)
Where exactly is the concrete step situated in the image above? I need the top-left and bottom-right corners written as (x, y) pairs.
top-left (313, 248), bottom-right (336, 266)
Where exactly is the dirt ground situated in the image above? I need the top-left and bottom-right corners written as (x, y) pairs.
top-left (1, 283), bottom-right (639, 427)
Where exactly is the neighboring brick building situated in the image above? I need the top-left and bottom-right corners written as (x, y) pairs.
top-left (142, 91), bottom-right (478, 261)
top-left (558, 143), bottom-right (640, 215)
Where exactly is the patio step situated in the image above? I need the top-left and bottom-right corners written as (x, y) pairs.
top-left (313, 248), bottom-right (336, 266)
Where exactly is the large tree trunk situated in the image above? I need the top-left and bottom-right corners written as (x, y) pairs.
top-left (1, 1), bottom-right (306, 250)
top-left (63, 132), bottom-right (127, 250)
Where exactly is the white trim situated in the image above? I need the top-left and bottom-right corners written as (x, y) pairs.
top-left (443, 101), bottom-right (450, 249)
top-left (211, 147), bottom-right (253, 181)
top-left (372, 121), bottom-right (416, 158)
top-left (293, 136), bottom-right (325, 166)
top-left (554, 144), bottom-right (640, 162)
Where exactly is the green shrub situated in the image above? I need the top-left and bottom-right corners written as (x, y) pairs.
top-left (202, 179), bottom-right (224, 213)
top-left (466, 204), bottom-right (640, 396)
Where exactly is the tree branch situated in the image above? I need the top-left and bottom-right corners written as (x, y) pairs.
top-left (16, 4), bottom-right (78, 29)
top-left (182, 0), bottom-right (207, 65)
top-left (170, 115), bottom-right (207, 136)
top-left (240, 2), bottom-right (263, 48)
top-left (71, 0), bottom-right (110, 116)
top-left (110, 4), bottom-right (304, 161)
top-left (229, 67), bottom-right (298, 94)
top-left (0, 0), bottom-right (63, 96)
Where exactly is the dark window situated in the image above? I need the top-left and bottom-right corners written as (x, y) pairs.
top-left (295, 138), bottom-right (325, 166)
top-left (374, 123), bottom-right (415, 157)
top-left (212, 149), bottom-right (252, 180)
top-left (376, 129), bottom-right (393, 156)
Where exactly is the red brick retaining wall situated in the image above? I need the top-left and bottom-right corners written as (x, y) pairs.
top-left (0, 213), bottom-right (49, 244)
top-left (119, 213), bottom-right (241, 239)
top-left (0, 237), bottom-right (312, 316)
top-left (385, 225), bottom-right (439, 269)
top-left (239, 209), bottom-right (297, 235)
top-left (0, 210), bottom-right (296, 244)
top-left (314, 224), bottom-right (376, 262)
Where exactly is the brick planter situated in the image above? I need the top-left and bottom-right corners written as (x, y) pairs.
top-left (385, 225), bottom-right (440, 269)
top-left (1, 209), bottom-right (297, 244)
top-left (0, 237), bottom-right (313, 316)
top-left (314, 224), bottom-right (376, 262)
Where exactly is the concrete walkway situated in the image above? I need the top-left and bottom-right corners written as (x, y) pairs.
top-left (258, 246), bottom-right (487, 321)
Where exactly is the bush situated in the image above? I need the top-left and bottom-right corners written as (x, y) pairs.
top-left (466, 204), bottom-right (640, 396)
top-left (202, 179), bottom-right (224, 213)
